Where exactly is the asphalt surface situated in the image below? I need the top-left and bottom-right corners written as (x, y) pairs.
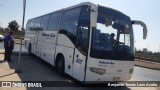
top-left (0, 42), bottom-right (159, 90)
top-left (131, 66), bottom-right (160, 81)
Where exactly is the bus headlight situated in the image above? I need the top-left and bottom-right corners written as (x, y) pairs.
top-left (129, 68), bottom-right (134, 74)
top-left (90, 67), bottom-right (106, 75)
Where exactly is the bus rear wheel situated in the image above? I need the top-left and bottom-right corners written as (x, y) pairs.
top-left (28, 44), bottom-right (32, 55)
top-left (57, 56), bottom-right (65, 75)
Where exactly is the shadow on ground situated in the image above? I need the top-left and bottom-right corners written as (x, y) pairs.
top-left (2, 52), bottom-right (131, 90)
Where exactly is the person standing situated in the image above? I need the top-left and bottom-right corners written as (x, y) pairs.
top-left (4, 31), bottom-right (14, 62)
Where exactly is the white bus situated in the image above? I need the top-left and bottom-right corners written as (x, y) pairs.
top-left (24, 2), bottom-right (147, 83)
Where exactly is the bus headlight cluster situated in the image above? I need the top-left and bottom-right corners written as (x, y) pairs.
top-left (90, 67), bottom-right (106, 75)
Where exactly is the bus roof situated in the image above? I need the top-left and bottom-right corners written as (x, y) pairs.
top-left (28, 2), bottom-right (94, 21)
top-left (28, 2), bottom-right (129, 22)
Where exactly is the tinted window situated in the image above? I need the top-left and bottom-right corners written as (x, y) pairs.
top-left (26, 20), bottom-right (31, 30)
top-left (41, 15), bottom-right (50, 31)
top-left (48, 12), bottom-right (61, 31)
top-left (77, 6), bottom-right (90, 55)
top-left (27, 19), bottom-right (35, 30)
top-left (34, 17), bottom-right (42, 30)
top-left (59, 7), bottom-right (81, 44)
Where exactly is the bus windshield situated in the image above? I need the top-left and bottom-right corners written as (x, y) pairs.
top-left (90, 6), bottom-right (134, 61)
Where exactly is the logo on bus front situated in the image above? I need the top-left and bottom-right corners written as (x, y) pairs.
top-left (98, 61), bottom-right (115, 67)
top-left (76, 59), bottom-right (83, 64)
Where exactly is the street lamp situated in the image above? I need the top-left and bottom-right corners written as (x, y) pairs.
top-left (15, 0), bottom-right (26, 73)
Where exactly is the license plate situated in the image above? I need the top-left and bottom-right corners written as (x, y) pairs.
top-left (113, 77), bottom-right (120, 81)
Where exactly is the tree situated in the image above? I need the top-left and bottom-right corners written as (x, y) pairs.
top-left (8, 20), bottom-right (20, 32)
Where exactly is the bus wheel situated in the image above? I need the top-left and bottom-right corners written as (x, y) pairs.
top-left (57, 56), bottom-right (64, 75)
top-left (28, 44), bottom-right (32, 54)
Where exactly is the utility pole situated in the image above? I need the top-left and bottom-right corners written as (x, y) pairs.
top-left (15, 0), bottom-right (26, 73)
top-left (0, 1), bottom-right (3, 27)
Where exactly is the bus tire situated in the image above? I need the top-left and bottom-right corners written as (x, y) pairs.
top-left (57, 56), bottom-right (65, 75)
top-left (28, 44), bottom-right (32, 55)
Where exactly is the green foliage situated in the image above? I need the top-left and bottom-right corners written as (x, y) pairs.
top-left (135, 51), bottom-right (160, 63)
top-left (8, 20), bottom-right (20, 32)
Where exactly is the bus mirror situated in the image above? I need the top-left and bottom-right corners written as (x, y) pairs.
top-left (131, 20), bottom-right (147, 39)
top-left (143, 28), bottom-right (147, 39)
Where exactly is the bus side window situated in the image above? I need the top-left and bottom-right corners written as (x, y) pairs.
top-left (76, 5), bottom-right (90, 55)
top-left (59, 7), bottom-right (81, 44)
top-left (28, 19), bottom-right (35, 31)
top-left (77, 27), bottom-right (89, 53)
top-left (41, 14), bottom-right (50, 31)
top-left (48, 12), bottom-right (61, 31)
top-left (26, 21), bottom-right (30, 31)
top-left (34, 17), bottom-right (42, 30)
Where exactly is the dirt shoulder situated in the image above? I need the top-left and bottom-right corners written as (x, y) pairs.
top-left (135, 60), bottom-right (160, 70)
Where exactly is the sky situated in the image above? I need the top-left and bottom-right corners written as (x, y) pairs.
top-left (0, 0), bottom-right (160, 52)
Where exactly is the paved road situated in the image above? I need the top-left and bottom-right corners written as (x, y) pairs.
top-left (131, 66), bottom-right (160, 81)
top-left (0, 43), bottom-right (159, 90)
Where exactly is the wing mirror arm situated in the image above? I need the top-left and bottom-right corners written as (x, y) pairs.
top-left (131, 20), bottom-right (148, 39)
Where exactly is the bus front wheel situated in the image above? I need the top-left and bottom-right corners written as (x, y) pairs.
top-left (57, 56), bottom-right (65, 75)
